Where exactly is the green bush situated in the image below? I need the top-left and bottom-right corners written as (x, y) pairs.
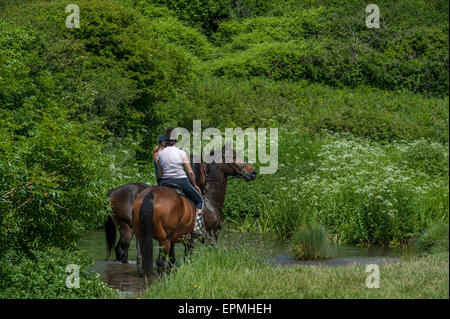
top-left (157, 76), bottom-right (449, 143)
top-left (209, 1), bottom-right (448, 96)
top-left (211, 7), bottom-right (327, 47)
top-left (145, 17), bottom-right (217, 60)
top-left (402, 139), bottom-right (449, 176)
top-left (146, 0), bottom-right (233, 34)
top-left (417, 223), bottom-right (449, 255)
top-left (1, 0), bottom-right (197, 141)
top-left (0, 249), bottom-right (117, 298)
top-left (0, 107), bottom-right (111, 252)
top-left (207, 36), bottom-right (448, 95)
top-left (292, 224), bottom-right (334, 260)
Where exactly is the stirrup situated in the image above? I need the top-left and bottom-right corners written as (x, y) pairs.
top-left (192, 209), bottom-right (206, 237)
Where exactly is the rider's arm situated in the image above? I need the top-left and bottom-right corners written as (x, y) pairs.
top-left (183, 155), bottom-right (202, 194)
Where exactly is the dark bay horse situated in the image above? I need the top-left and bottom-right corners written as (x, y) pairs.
top-left (105, 156), bottom-right (206, 263)
top-left (132, 146), bottom-right (257, 280)
top-left (105, 182), bottom-right (150, 263)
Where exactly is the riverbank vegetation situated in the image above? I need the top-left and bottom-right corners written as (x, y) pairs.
top-left (0, 0), bottom-right (448, 298)
top-left (144, 244), bottom-right (449, 299)
top-left (291, 223), bottom-right (334, 260)
top-left (417, 223), bottom-right (449, 255)
top-left (0, 249), bottom-right (116, 298)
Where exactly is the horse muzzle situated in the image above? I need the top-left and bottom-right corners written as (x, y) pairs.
top-left (243, 170), bottom-right (257, 181)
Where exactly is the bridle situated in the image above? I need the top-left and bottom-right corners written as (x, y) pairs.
top-left (204, 151), bottom-right (248, 185)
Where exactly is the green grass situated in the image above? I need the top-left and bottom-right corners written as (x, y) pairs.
top-left (291, 224), bottom-right (334, 260)
top-left (143, 245), bottom-right (449, 298)
top-left (417, 223), bottom-right (449, 255)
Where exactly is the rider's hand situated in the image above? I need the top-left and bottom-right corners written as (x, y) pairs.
top-left (195, 185), bottom-right (202, 194)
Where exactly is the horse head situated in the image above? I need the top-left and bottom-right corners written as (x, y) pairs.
top-left (206, 144), bottom-right (257, 182)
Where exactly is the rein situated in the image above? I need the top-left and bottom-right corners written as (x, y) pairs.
top-left (203, 152), bottom-right (248, 185)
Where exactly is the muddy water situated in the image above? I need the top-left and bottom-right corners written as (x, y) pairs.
top-left (77, 226), bottom-right (414, 296)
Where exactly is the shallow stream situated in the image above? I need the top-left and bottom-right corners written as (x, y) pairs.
top-left (77, 226), bottom-right (414, 296)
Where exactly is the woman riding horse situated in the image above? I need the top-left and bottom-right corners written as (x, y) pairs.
top-left (133, 141), bottom-right (257, 280)
top-left (155, 127), bottom-right (207, 236)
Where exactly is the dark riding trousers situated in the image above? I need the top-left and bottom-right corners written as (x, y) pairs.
top-left (160, 177), bottom-right (204, 210)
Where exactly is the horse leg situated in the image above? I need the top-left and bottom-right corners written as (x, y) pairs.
top-left (184, 237), bottom-right (195, 259)
top-left (114, 237), bottom-right (122, 262)
top-left (169, 242), bottom-right (176, 268)
top-left (115, 222), bottom-right (132, 263)
top-left (156, 239), bottom-right (170, 273)
top-left (156, 247), bottom-right (164, 272)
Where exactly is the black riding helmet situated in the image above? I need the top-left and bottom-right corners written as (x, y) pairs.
top-left (164, 127), bottom-right (177, 143)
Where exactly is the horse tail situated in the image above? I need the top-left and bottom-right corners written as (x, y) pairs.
top-left (104, 188), bottom-right (117, 259)
top-left (104, 215), bottom-right (116, 259)
top-left (106, 188), bottom-right (114, 197)
top-left (140, 191), bottom-right (154, 279)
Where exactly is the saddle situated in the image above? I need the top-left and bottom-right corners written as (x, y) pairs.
top-left (163, 183), bottom-right (187, 198)
top-left (163, 184), bottom-right (196, 209)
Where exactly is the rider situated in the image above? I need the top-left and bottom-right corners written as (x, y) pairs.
top-left (156, 127), bottom-right (206, 237)
top-left (153, 134), bottom-right (166, 185)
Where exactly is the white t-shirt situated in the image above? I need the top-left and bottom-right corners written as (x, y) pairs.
top-left (157, 146), bottom-right (188, 179)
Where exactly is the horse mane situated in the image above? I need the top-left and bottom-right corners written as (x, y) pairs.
top-left (190, 154), bottom-right (206, 193)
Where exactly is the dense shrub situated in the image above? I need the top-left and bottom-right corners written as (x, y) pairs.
top-left (207, 36), bottom-right (448, 95)
top-left (145, 17), bottom-right (217, 60)
top-left (140, 0), bottom-right (233, 34)
top-left (0, 107), bottom-right (110, 252)
top-left (402, 139), bottom-right (449, 176)
top-left (1, 0), bottom-right (197, 140)
top-left (209, 1), bottom-right (449, 96)
top-left (0, 249), bottom-right (117, 298)
top-left (211, 7), bottom-right (327, 46)
top-left (157, 76), bottom-right (449, 143)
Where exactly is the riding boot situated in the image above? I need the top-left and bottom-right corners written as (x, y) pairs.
top-left (192, 209), bottom-right (206, 237)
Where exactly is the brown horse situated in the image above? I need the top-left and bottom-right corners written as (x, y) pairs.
top-left (105, 182), bottom-right (150, 263)
top-left (104, 156), bottom-right (206, 263)
top-left (132, 146), bottom-right (257, 279)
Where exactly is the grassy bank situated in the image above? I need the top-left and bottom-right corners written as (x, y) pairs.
top-left (144, 245), bottom-right (449, 299)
